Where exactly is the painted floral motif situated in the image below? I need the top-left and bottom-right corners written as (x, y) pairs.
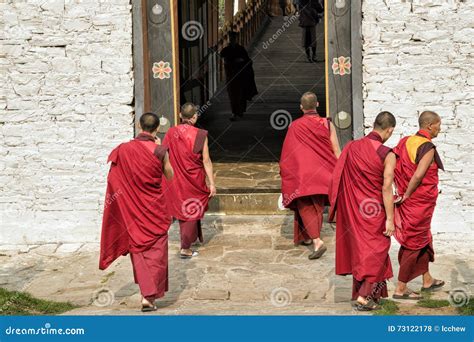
top-left (152, 61), bottom-right (172, 79)
top-left (332, 56), bottom-right (351, 76)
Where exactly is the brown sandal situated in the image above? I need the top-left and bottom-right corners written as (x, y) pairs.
top-left (308, 245), bottom-right (327, 260)
top-left (354, 299), bottom-right (381, 311)
top-left (421, 279), bottom-right (445, 292)
top-left (393, 289), bottom-right (422, 300)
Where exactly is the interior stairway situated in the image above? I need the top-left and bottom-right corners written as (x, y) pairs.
top-left (201, 16), bottom-right (326, 215)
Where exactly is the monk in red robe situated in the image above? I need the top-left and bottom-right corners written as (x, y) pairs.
top-left (280, 92), bottom-right (340, 259)
top-left (163, 103), bottom-right (216, 259)
top-left (99, 112), bottom-right (174, 312)
top-left (329, 111), bottom-right (397, 311)
top-left (392, 111), bottom-right (445, 300)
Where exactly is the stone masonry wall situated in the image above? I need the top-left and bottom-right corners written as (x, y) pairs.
top-left (361, 0), bottom-right (473, 253)
top-left (1, 1), bottom-right (472, 254)
top-left (1, 0), bottom-right (134, 247)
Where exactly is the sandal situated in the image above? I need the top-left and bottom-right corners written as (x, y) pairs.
top-left (393, 289), bottom-right (422, 300)
top-left (421, 279), bottom-right (445, 292)
top-left (141, 304), bottom-right (157, 312)
top-left (308, 245), bottom-right (327, 260)
top-left (353, 299), bottom-right (381, 311)
top-left (180, 250), bottom-right (199, 259)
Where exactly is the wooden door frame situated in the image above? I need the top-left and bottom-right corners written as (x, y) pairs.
top-left (325, 0), bottom-right (364, 145)
top-left (133, 0), bottom-right (364, 140)
top-left (132, 0), bottom-right (180, 137)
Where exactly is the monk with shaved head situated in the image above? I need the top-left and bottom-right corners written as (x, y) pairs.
top-left (100, 112), bottom-right (174, 312)
top-left (163, 103), bottom-right (216, 259)
top-left (330, 111), bottom-right (397, 311)
top-left (280, 92), bottom-right (341, 260)
top-left (392, 111), bottom-right (445, 300)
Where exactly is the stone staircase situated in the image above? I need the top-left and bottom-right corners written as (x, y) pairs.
top-left (208, 162), bottom-right (287, 215)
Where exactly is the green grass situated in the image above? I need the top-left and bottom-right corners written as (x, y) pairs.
top-left (374, 299), bottom-right (399, 315)
top-left (456, 297), bottom-right (474, 316)
top-left (0, 288), bottom-right (77, 315)
top-left (417, 298), bottom-right (450, 308)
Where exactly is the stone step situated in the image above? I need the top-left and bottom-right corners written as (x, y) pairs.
top-left (208, 192), bottom-right (289, 215)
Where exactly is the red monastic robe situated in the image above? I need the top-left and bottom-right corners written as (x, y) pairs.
top-left (163, 124), bottom-right (210, 222)
top-left (280, 112), bottom-right (337, 208)
top-left (99, 133), bottom-right (171, 300)
top-left (392, 130), bottom-right (443, 282)
top-left (393, 129), bottom-right (444, 251)
top-left (329, 132), bottom-right (393, 290)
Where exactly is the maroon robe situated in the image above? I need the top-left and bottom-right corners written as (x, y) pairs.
top-left (99, 133), bottom-right (171, 301)
top-left (280, 112), bottom-right (337, 243)
top-left (163, 124), bottom-right (209, 246)
top-left (293, 195), bottom-right (325, 242)
top-left (329, 131), bottom-right (393, 300)
top-left (393, 129), bottom-right (443, 282)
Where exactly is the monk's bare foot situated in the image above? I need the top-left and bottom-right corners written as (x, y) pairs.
top-left (354, 296), bottom-right (381, 311)
top-left (422, 272), bottom-right (434, 288)
top-left (141, 297), bottom-right (157, 312)
top-left (356, 296), bottom-right (368, 305)
top-left (314, 239), bottom-right (324, 251)
top-left (393, 288), bottom-right (422, 300)
top-left (421, 279), bottom-right (445, 291)
top-left (180, 249), bottom-right (198, 259)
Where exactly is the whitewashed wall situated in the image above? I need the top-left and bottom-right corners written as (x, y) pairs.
top-left (361, 0), bottom-right (473, 254)
top-left (0, 1), bottom-right (472, 254)
top-left (0, 0), bottom-right (134, 247)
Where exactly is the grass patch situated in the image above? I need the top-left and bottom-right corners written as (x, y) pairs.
top-left (456, 297), bottom-right (474, 316)
top-left (0, 288), bottom-right (77, 315)
top-left (417, 298), bottom-right (450, 308)
top-left (374, 299), bottom-right (399, 315)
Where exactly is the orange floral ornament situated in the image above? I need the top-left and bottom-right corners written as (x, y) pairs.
top-left (332, 56), bottom-right (351, 76)
top-left (152, 61), bottom-right (172, 79)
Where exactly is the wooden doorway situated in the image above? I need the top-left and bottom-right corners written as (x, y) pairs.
top-left (132, 0), bottom-right (363, 146)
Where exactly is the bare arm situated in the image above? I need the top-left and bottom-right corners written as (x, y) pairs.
top-left (329, 122), bottom-right (341, 158)
top-left (403, 149), bottom-right (435, 200)
top-left (162, 152), bottom-right (174, 180)
top-left (202, 137), bottom-right (216, 197)
top-left (382, 152), bottom-right (396, 236)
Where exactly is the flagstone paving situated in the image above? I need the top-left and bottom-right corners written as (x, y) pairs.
top-left (1, 215), bottom-right (472, 315)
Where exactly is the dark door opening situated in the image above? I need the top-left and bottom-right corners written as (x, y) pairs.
top-left (178, 4), bottom-right (327, 163)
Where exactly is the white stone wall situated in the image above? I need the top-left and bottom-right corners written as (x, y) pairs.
top-left (361, 0), bottom-right (473, 253)
top-left (1, 0), bottom-right (472, 255)
top-left (1, 0), bottom-right (134, 247)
